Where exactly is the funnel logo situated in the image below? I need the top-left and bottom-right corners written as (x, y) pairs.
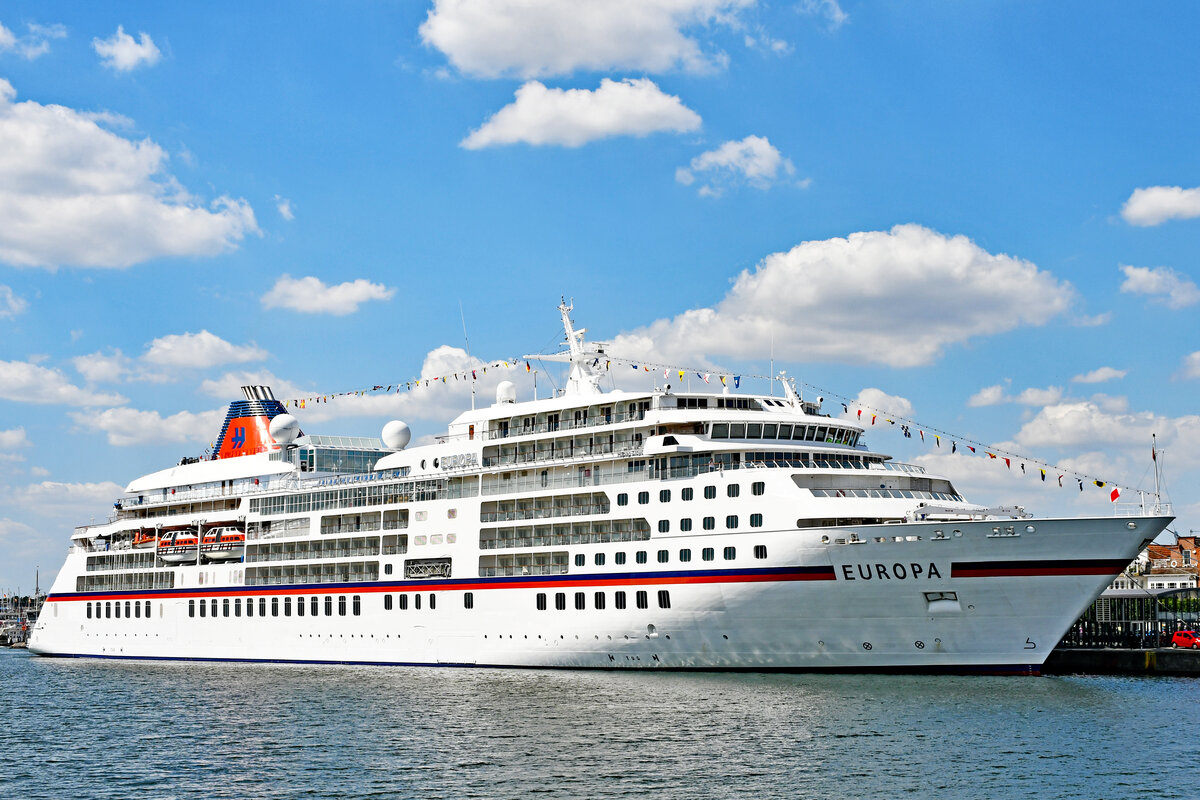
top-left (231, 426), bottom-right (246, 449)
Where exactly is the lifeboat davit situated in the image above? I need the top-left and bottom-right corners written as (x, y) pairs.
top-left (157, 530), bottom-right (199, 564)
top-left (200, 527), bottom-right (246, 562)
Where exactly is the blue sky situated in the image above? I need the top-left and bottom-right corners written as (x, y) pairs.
top-left (1, 1), bottom-right (1197, 592)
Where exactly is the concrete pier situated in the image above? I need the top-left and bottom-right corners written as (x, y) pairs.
top-left (1044, 648), bottom-right (1200, 676)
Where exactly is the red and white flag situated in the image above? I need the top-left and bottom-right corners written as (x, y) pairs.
top-left (1110, 487), bottom-right (1121, 503)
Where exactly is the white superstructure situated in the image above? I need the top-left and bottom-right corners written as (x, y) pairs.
top-left (30, 305), bottom-right (1172, 673)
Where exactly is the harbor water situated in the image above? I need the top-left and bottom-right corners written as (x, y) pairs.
top-left (2, 649), bottom-right (1196, 799)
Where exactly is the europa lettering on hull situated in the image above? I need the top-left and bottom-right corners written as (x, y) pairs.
top-left (27, 303), bottom-right (1174, 674)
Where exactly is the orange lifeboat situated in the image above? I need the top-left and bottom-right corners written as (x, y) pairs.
top-left (132, 530), bottom-right (157, 549)
top-left (200, 527), bottom-right (246, 562)
top-left (157, 529), bottom-right (199, 563)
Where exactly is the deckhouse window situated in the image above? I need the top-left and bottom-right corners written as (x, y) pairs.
top-left (537, 593), bottom-right (547, 611)
top-left (657, 549), bottom-right (669, 563)
top-left (703, 517), bottom-right (715, 530)
top-left (702, 548), bottom-right (715, 561)
top-left (575, 592), bottom-right (585, 610)
top-left (555, 592), bottom-right (567, 611)
top-left (338, 596), bottom-right (347, 616)
top-left (658, 590), bottom-right (672, 609)
top-left (636, 591), bottom-right (649, 609)
top-left (704, 486), bottom-right (716, 499)
top-left (727, 484), bottom-right (740, 498)
top-left (682, 487), bottom-right (694, 501)
top-left (752, 482), bottom-right (765, 496)
top-left (754, 545), bottom-right (768, 559)
top-left (680, 518), bottom-right (692, 532)
top-left (723, 546), bottom-right (737, 560)
top-left (615, 591), bottom-right (627, 609)
top-left (679, 548), bottom-right (692, 562)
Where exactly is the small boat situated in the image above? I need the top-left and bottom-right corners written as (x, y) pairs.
top-left (132, 530), bottom-right (157, 549)
top-left (200, 528), bottom-right (245, 562)
top-left (157, 529), bottom-right (199, 564)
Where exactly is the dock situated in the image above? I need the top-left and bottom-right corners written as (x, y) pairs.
top-left (1044, 647), bottom-right (1200, 676)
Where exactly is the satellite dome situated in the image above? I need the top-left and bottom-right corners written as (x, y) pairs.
top-left (268, 413), bottom-right (301, 444)
top-left (496, 380), bottom-right (517, 404)
top-left (382, 420), bottom-right (411, 450)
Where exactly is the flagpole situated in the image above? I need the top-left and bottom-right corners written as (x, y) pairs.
top-left (1152, 434), bottom-right (1161, 512)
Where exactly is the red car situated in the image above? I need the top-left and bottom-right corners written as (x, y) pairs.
top-left (1171, 630), bottom-right (1200, 649)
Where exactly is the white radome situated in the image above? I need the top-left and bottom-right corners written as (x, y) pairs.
top-left (495, 380), bottom-right (517, 404)
top-left (268, 413), bottom-right (300, 444)
top-left (381, 420), bottom-right (411, 450)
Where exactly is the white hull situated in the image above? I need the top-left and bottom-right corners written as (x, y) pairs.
top-left (31, 516), bottom-right (1166, 673)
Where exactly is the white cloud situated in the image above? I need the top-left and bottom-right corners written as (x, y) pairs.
top-left (609, 224), bottom-right (1075, 368)
top-left (1180, 352), bottom-right (1200, 380)
top-left (0, 285), bottom-right (27, 318)
top-left (841, 388), bottom-right (914, 421)
top-left (200, 370), bottom-right (312, 405)
top-left (261, 274), bottom-right (395, 316)
top-left (1121, 185), bottom-right (1200, 227)
top-left (1014, 400), bottom-right (1200, 470)
top-left (142, 331), bottom-right (268, 369)
top-left (7, 480), bottom-right (126, 517)
top-left (92, 25), bottom-right (161, 72)
top-left (461, 78), bottom-right (701, 149)
top-left (967, 382), bottom-right (1062, 408)
top-left (70, 407), bottom-right (223, 447)
top-left (0, 359), bottom-right (127, 406)
top-left (1072, 366), bottom-right (1127, 384)
top-left (676, 135), bottom-right (795, 196)
top-left (275, 195), bottom-right (294, 221)
top-left (797, 0), bottom-right (848, 31)
top-left (0, 428), bottom-right (31, 450)
top-left (0, 20), bottom-right (67, 60)
top-left (420, 0), bottom-right (752, 79)
top-left (0, 79), bottom-right (258, 269)
top-left (1119, 265), bottom-right (1200, 309)
top-left (72, 349), bottom-right (134, 384)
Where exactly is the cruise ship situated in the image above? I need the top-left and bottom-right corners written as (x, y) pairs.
top-left (29, 304), bottom-right (1173, 673)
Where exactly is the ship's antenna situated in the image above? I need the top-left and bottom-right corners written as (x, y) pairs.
top-left (459, 300), bottom-right (475, 411)
top-left (769, 330), bottom-right (775, 397)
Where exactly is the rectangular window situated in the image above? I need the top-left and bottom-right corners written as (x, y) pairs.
top-left (778, 424), bottom-right (792, 439)
top-left (555, 592), bottom-right (567, 611)
top-left (682, 487), bottom-right (694, 501)
top-left (750, 513), bottom-right (763, 528)
top-left (272, 597), bottom-right (279, 617)
top-left (615, 591), bottom-right (627, 610)
top-left (723, 546), bottom-right (736, 560)
top-left (284, 597), bottom-right (292, 617)
top-left (338, 596), bottom-right (347, 616)
top-left (726, 515), bottom-right (739, 529)
top-left (297, 597), bottom-right (305, 616)
top-left (260, 598), bottom-right (267, 617)
top-left (247, 598), bottom-right (254, 617)
top-left (727, 484), bottom-right (740, 498)
top-left (703, 517), bottom-right (715, 530)
top-left (135, 602), bottom-right (141, 619)
top-left (235, 598), bottom-right (242, 617)
top-left (145, 600), bottom-right (151, 618)
top-left (399, 594), bottom-right (408, 610)
top-left (704, 486), bottom-right (716, 499)
top-left (575, 554), bottom-right (585, 567)
top-left (657, 549), bottom-right (669, 563)
top-left (711, 423), bottom-right (729, 439)
top-left (658, 520), bottom-right (670, 533)
top-left (615, 552), bottom-right (626, 565)
top-left (617, 493), bottom-right (628, 506)
top-left (680, 518), bottom-right (692, 532)
top-left (593, 552), bottom-right (606, 566)
top-left (537, 592), bottom-right (547, 611)
top-left (636, 551), bottom-right (648, 564)
top-left (198, 600), bottom-right (206, 618)
top-left (752, 481), bottom-right (765, 496)
top-left (385, 594), bottom-right (393, 610)
top-left (311, 597), bottom-right (319, 616)
top-left (659, 489), bottom-right (671, 502)
top-left (746, 423), bottom-right (762, 439)
top-left (124, 601), bottom-right (131, 618)
top-left (188, 599), bottom-right (195, 618)
top-left (658, 590), bottom-right (671, 609)
top-left (210, 599), bottom-right (217, 618)
top-left (325, 596), bottom-right (333, 616)
top-left (353, 596), bottom-right (361, 616)
top-left (464, 592), bottom-right (474, 610)
top-left (575, 592), bottom-right (586, 610)
top-left (414, 594), bottom-right (422, 610)
top-left (86, 602), bottom-right (93, 619)
top-left (729, 423), bottom-right (745, 438)
top-left (594, 591), bottom-right (605, 610)
top-left (754, 545), bottom-right (768, 559)
top-left (638, 491), bottom-right (650, 504)
top-left (679, 548), bottom-right (692, 562)
top-left (223, 598), bottom-right (230, 617)
top-left (428, 593), bottom-right (436, 610)
top-left (702, 547), bottom-right (715, 561)
top-left (636, 590), bottom-right (649, 610)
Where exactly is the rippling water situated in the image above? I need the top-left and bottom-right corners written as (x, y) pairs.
top-left (1, 650), bottom-right (1196, 799)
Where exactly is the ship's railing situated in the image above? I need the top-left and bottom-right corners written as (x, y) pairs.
top-left (878, 461), bottom-right (928, 474)
top-left (1113, 500), bottom-right (1172, 517)
top-left (485, 409), bottom-right (649, 441)
top-left (480, 504), bottom-right (610, 523)
top-left (482, 442), bottom-right (645, 468)
top-left (479, 529), bottom-right (651, 550)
